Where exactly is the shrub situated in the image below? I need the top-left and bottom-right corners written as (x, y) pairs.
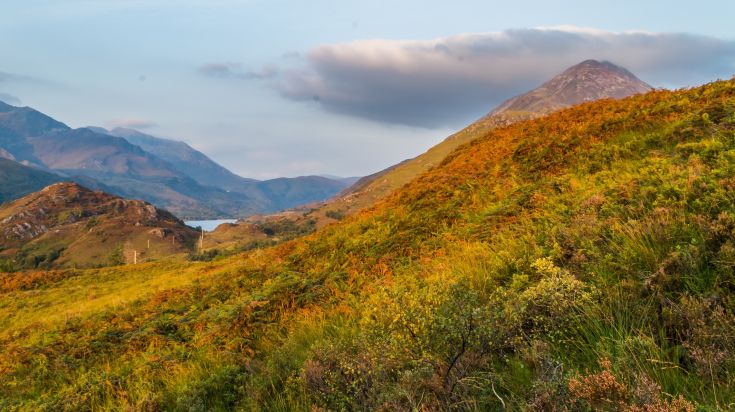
top-left (108, 244), bottom-right (125, 266)
top-left (568, 358), bottom-right (696, 412)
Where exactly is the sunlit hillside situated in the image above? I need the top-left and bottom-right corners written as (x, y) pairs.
top-left (2, 79), bottom-right (735, 410)
top-left (0, 183), bottom-right (198, 270)
top-left (253, 60), bottom-right (654, 233)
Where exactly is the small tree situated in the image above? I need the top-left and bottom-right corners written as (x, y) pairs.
top-left (109, 244), bottom-right (125, 266)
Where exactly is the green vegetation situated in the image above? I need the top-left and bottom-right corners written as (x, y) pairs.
top-left (192, 218), bottom-right (318, 261)
top-left (255, 218), bottom-right (316, 238)
top-left (325, 209), bottom-right (345, 220)
top-left (108, 244), bottom-right (125, 266)
top-left (3, 80), bottom-right (735, 410)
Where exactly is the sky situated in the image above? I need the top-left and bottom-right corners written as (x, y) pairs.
top-left (1, 1), bottom-right (734, 179)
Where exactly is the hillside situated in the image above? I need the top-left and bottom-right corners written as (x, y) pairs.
top-left (320, 60), bottom-right (653, 220)
top-left (1, 78), bottom-right (734, 410)
top-left (0, 100), bottom-right (67, 167)
top-left (0, 182), bottom-right (198, 269)
top-left (0, 158), bottom-right (64, 203)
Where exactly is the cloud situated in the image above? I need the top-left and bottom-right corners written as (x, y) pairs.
top-left (0, 70), bottom-right (44, 84)
top-left (278, 27), bottom-right (735, 128)
top-left (198, 63), bottom-right (278, 80)
top-left (0, 71), bottom-right (24, 83)
top-left (106, 118), bottom-right (158, 130)
top-left (0, 92), bottom-right (21, 105)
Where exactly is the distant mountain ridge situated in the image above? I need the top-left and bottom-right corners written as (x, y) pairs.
top-left (0, 102), bottom-right (353, 218)
top-left (104, 127), bottom-right (258, 188)
top-left (97, 127), bottom-right (352, 212)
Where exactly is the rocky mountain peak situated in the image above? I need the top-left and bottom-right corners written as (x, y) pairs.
top-left (488, 60), bottom-right (652, 123)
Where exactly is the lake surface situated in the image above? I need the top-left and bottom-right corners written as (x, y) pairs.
top-left (185, 219), bottom-right (238, 232)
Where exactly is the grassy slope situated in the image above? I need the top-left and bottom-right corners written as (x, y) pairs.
top-left (2, 81), bottom-right (735, 410)
top-left (0, 259), bottom-right (221, 339)
top-left (309, 114), bottom-right (500, 226)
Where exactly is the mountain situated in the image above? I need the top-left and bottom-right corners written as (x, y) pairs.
top-left (0, 158), bottom-right (64, 203)
top-left (196, 60), bottom-right (653, 246)
top-left (0, 104), bottom-right (238, 217)
top-left (0, 100), bottom-right (67, 167)
top-left (254, 175), bottom-right (351, 211)
top-left (319, 174), bottom-right (362, 186)
top-left (101, 127), bottom-right (353, 211)
top-left (333, 59), bottom-right (652, 211)
top-left (485, 59), bottom-right (652, 126)
top-left (28, 128), bottom-right (182, 176)
top-left (105, 127), bottom-right (258, 189)
top-left (0, 104), bottom-right (351, 218)
top-left (0, 182), bottom-right (198, 269)
top-left (2, 78), bottom-right (732, 410)
top-left (224, 60), bottom-right (653, 233)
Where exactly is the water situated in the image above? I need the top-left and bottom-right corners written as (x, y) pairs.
top-left (185, 219), bottom-right (238, 232)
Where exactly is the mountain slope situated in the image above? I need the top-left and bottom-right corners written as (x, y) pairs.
top-left (0, 101), bottom-right (67, 167)
top-left (105, 127), bottom-right (353, 211)
top-left (254, 175), bottom-right (351, 211)
top-left (0, 182), bottom-right (198, 269)
top-left (0, 158), bottom-right (64, 203)
top-left (196, 60), bottom-right (653, 245)
top-left (106, 127), bottom-right (258, 188)
top-left (1, 78), bottom-right (734, 410)
top-left (28, 128), bottom-right (181, 177)
top-left (315, 60), bottom-right (653, 223)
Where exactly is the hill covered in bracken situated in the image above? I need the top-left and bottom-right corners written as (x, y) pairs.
top-left (0, 182), bottom-right (198, 269)
top-left (2, 78), bottom-right (735, 410)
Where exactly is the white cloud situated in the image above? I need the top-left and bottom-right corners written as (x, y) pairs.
top-left (278, 27), bottom-right (735, 128)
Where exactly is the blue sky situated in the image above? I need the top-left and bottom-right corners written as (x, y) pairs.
top-left (1, 0), bottom-right (734, 178)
